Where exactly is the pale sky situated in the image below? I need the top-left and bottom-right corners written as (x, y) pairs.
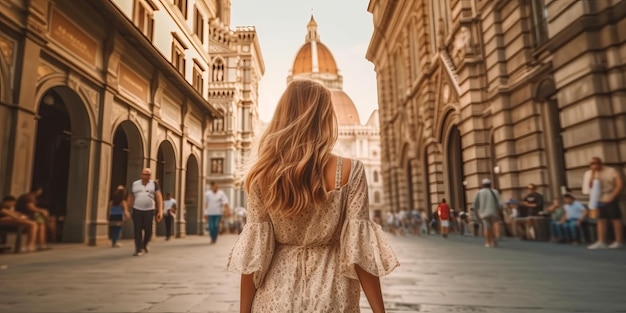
top-left (230, 0), bottom-right (378, 123)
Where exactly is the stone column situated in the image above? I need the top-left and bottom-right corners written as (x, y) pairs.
top-left (86, 89), bottom-right (114, 246)
top-left (176, 127), bottom-right (188, 239)
top-left (9, 36), bottom-right (42, 197)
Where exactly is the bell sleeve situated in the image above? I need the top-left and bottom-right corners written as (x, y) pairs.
top-left (226, 184), bottom-right (275, 288)
top-left (339, 161), bottom-right (399, 280)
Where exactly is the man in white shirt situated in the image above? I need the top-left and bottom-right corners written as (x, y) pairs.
top-left (204, 182), bottom-right (229, 244)
top-left (163, 193), bottom-right (177, 241)
top-left (128, 168), bottom-right (163, 256)
top-left (583, 157), bottom-right (624, 249)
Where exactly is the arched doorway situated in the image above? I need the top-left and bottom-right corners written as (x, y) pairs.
top-left (406, 161), bottom-right (415, 211)
top-left (156, 140), bottom-right (176, 236)
top-left (446, 126), bottom-right (466, 212)
top-left (185, 155), bottom-right (200, 235)
top-left (536, 78), bottom-right (566, 200)
top-left (110, 121), bottom-right (145, 239)
top-left (31, 87), bottom-right (91, 243)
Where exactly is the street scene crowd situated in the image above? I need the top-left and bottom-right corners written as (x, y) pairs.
top-left (381, 157), bottom-right (624, 251)
top-left (0, 168), bottom-right (242, 257)
top-left (2, 157), bottom-right (624, 256)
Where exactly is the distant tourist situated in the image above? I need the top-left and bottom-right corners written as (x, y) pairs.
top-left (163, 192), bottom-right (177, 240)
top-left (472, 179), bottom-right (503, 248)
top-left (15, 187), bottom-right (50, 250)
top-left (519, 183), bottom-right (544, 240)
top-left (0, 195), bottom-right (38, 252)
top-left (545, 198), bottom-right (565, 242)
top-left (128, 168), bottom-right (163, 256)
top-left (559, 194), bottom-right (588, 245)
top-left (108, 186), bottom-right (130, 248)
top-left (204, 182), bottom-right (229, 244)
top-left (437, 199), bottom-right (451, 238)
top-left (583, 157), bottom-right (623, 249)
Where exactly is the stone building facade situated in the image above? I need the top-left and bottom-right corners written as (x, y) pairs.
top-left (205, 5), bottom-right (264, 210)
top-left (366, 0), bottom-right (626, 219)
top-left (288, 17), bottom-right (384, 217)
top-left (0, 0), bottom-right (261, 245)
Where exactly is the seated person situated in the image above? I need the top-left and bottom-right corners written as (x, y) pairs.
top-left (545, 198), bottom-right (565, 242)
top-left (504, 199), bottom-right (519, 237)
top-left (558, 194), bottom-right (587, 245)
top-left (518, 183), bottom-right (544, 240)
top-left (16, 187), bottom-right (50, 250)
top-left (0, 196), bottom-right (38, 252)
top-left (511, 199), bottom-right (532, 239)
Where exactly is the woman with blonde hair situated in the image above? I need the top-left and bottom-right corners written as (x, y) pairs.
top-left (228, 80), bottom-right (398, 312)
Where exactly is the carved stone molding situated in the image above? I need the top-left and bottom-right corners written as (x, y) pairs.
top-left (0, 34), bottom-right (15, 67)
top-left (26, 1), bottom-right (49, 38)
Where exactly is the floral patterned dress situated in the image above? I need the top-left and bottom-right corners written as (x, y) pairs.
top-left (227, 158), bottom-right (399, 312)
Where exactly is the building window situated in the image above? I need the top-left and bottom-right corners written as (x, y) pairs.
top-left (530, 0), bottom-right (549, 46)
top-left (173, 0), bottom-right (187, 18)
top-left (212, 58), bottom-right (225, 82)
top-left (133, 0), bottom-right (155, 40)
top-left (212, 110), bottom-right (225, 132)
top-left (373, 170), bottom-right (379, 183)
top-left (210, 158), bottom-right (224, 174)
top-left (243, 59), bottom-right (251, 83)
top-left (192, 60), bottom-right (204, 92)
top-left (171, 35), bottom-right (186, 76)
top-left (193, 6), bottom-right (204, 43)
top-left (374, 191), bottom-right (381, 204)
top-left (394, 52), bottom-right (406, 100)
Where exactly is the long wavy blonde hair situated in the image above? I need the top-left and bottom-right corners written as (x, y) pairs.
top-left (245, 80), bottom-right (338, 217)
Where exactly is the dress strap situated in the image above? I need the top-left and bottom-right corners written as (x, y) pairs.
top-left (335, 157), bottom-right (343, 189)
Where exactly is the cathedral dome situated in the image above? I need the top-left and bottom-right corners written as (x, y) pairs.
top-left (288, 16), bottom-right (360, 126)
top-left (290, 15), bottom-right (339, 76)
top-left (292, 42), bottom-right (338, 75)
top-left (330, 90), bottom-right (361, 126)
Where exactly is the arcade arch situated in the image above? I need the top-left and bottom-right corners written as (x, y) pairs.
top-left (31, 86), bottom-right (91, 243)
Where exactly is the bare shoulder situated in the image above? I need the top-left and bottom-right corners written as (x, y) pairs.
top-left (341, 157), bottom-right (353, 186)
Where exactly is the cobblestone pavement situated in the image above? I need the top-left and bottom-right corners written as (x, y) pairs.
top-left (1, 232), bottom-right (625, 313)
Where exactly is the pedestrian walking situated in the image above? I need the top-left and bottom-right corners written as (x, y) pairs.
top-left (204, 182), bottom-right (229, 244)
top-left (128, 168), bottom-right (163, 256)
top-left (227, 80), bottom-right (398, 312)
top-left (583, 157), bottom-right (624, 249)
top-left (419, 208), bottom-right (428, 235)
top-left (473, 179), bottom-right (503, 247)
top-left (163, 192), bottom-right (177, 240)
top-left (437, 199), bottom-right (451, 238)
top-left (108, 186), bottom-right (130, 248)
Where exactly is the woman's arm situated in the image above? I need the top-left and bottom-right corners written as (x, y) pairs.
top-left (107, 201), bottom-right (112, 221)
top-left (356, 265), bottom-right (385, 313)
top-left (609, 173), bottom-right (623, 202)
top-left (240, 274), bottom-right (256, 313)
top-left (122, 200), bottom-right (130, 220)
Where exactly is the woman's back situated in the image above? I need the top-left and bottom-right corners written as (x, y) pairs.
top-left (228, 157), bottom-right (398, 312)
top-left (268, 156), bottom-right (351, 247)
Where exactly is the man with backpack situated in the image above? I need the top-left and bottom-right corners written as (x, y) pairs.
top-left (473, 178), bottom-right (503, 248)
